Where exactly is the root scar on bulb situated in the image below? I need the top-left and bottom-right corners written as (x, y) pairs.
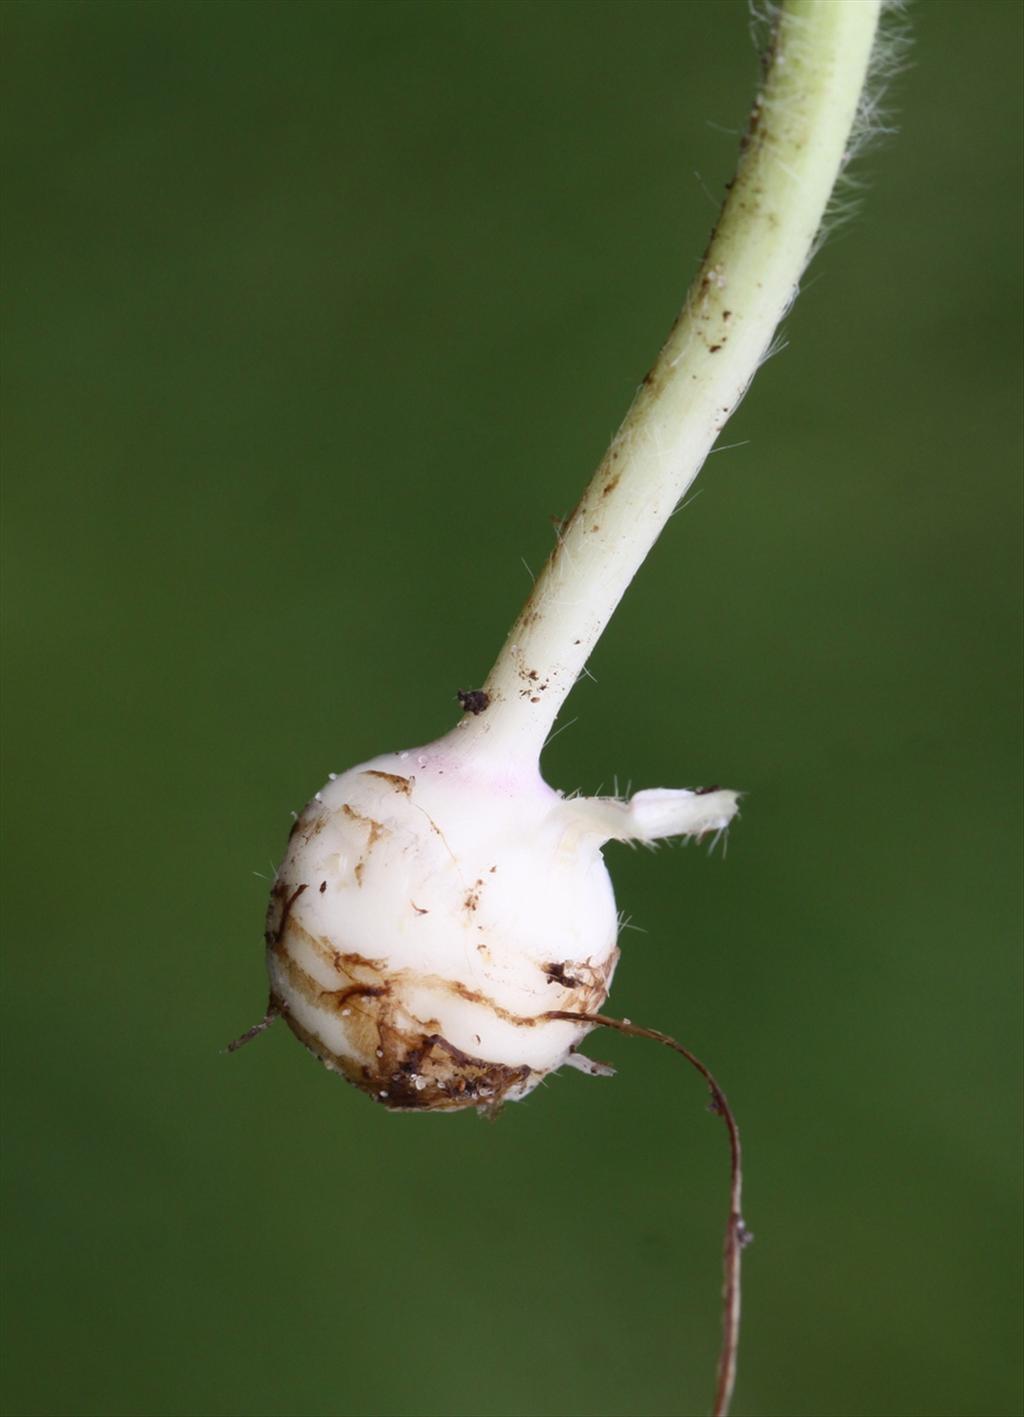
top-left (544, 961), bottom-right (581, 988)
top-left (457, 688), bottom-right (491, 715)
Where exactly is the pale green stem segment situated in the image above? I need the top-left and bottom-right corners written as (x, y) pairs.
top-left (454, 0), bottom-right (882, 765)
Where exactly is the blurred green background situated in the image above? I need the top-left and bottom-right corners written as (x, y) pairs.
top-left (2, 2), bottom-right (1020, 1415)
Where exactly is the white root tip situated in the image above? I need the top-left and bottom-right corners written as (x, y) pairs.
top-left (625, 787), bottom-right (740, 842)
top-left (557, 786), bottom-right (740, 846)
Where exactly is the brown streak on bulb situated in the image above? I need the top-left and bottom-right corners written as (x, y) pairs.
top-left (339, 803), bottom-right (389, 885)
top-left (269, 903), bottom-right (616, 1112)
top-left (362, 770), bottom-right (413, 795)
top-left (268, 908), bottom-right (387, 978)
top-left (265, 880), bottom-right (308, 946)
top-left (272, 973), bottom-right (535, 1114)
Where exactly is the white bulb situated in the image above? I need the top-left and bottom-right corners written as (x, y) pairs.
top-left (267, 727), bottom-right (738, 1112)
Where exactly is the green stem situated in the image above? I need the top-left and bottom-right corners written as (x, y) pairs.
top-left (454, 0), bottom-right (882, 765)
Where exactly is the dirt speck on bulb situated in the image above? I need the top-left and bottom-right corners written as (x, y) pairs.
top-left (265, 732), bottom-right (622, 1113)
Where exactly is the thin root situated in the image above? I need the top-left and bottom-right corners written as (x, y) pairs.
top-left (225, 1003), bottom-right (281, 1054)
top-left (548, 1009), bottom-right (747, 1417)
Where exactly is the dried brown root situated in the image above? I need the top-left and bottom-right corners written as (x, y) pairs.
top-left (224, 1002), bottom-right (281, 1053)
top-left (548, 1010), bottom-right (749, 1417)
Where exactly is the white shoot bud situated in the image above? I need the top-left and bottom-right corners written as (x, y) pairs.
top-left (266, 729), bottom-right (738, 1112)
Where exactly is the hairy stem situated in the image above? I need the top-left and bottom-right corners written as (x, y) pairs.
top-left (550, 1010), bottom-right (746, 1417)
top-left (454, 0), bottom-right (881, 764)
